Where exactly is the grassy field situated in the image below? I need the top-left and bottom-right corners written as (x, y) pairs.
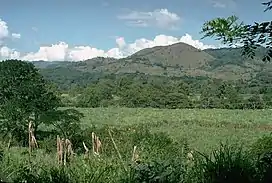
top-left (73, 107), bottom-right (272, 152)
top-left (1, 107), bottom-right (272, 182)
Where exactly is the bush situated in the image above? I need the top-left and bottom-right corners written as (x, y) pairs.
top-left (6, 126), bottom-right (272, 182)
top-left (11, 160), bottom-right (113, 183)
top-left (251, 134), bottom-right (272, 183)
top-left (82, 124), bottom-right (189, 162)
top-left (126, 160), bottom-right (186, 183)
top-left (38, 136), bottom-right (57, 153)
top-left (250, 133), bottom-right (272, 157)
top-left (13, 165), bottom-right (72, 183)
top-left (256, 151), bottom-right (272, 183)
top-left (189, 143), bottom-right (257, 183)
top-left (0, 144), bottom-right (4, 162)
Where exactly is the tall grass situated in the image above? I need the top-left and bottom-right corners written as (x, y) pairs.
top-left (1, 108), bottom-right (272, 182)
top-left (189, 143), bottom-right (257, 183)
top-left (0, 125), bottom-right (191, 182)
top-left (1, 138), bottom-right (272, 182)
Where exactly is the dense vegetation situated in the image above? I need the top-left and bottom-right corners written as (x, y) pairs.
top-left (0, 58), bottom-right (271, 182)
top-left (32, 44), bottom-right (271, 110)
top-left (54, 72), bottom-right (271, 109)
top-left (1, 108), bottom-right (272, 182)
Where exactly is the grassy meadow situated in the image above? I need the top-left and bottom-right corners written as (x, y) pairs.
top-left (1, 107), bottom-right (272, 182)
top-left (76, 107), bottom-right (272, 152)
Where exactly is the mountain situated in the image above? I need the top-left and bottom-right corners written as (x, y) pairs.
top-left (203, 47), bottom-right (271, 80)
top-left (128, 42), bottom-right (215, 68)
top-left (31, 61), bottom-right (72, 68)
top-left (35, 42), bottom-right (272, 86)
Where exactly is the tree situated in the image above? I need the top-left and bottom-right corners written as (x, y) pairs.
top-left (77, 83), bottom-right (113, 107)
top-left (201, 1), bottom-right (272, 62)
top-left (0, 60), bottom-right (60, 143)
top-left (216, 82), bottom-right (243, 109)
top-left (200, 80), bottom-right (222, 109)
top-left (40, 108), bottom-right (84, 140)
top-left (164, 92), bottom-right (191, 109)
top-left (245, 94), bottom-right (266, 109)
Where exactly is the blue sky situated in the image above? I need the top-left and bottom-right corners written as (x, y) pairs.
top-left (0, 0), bottom-right (270, 61)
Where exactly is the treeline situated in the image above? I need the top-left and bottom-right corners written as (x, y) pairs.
top-left (59, 74), bottom-right (272, 109)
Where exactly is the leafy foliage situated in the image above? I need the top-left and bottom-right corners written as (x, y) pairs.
top-left (250, 133), bottom-right (272, 157)
top-left (40, 109), bottom-right (84, 139)
top-left (256, 151), bottom-right (272, 183)
top-left (2, 132), bottom-right (272, 182)
top-left (59, 75), bottom-right (272, 109)
top-left (263, 0), bottom-right (272, 12)
top-left (201, 1), bottom-right (272, 62)
top-left (191, 143), bottom-right (257, 183)
top-left (0, 60), bottom-right (60, 144)
top-left (128, 160), bottom-right (186, 183)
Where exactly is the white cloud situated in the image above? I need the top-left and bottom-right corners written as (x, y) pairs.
top-left (0, 46), bottom-right (20, 59)
top-left (210, 0), bottom-right (236, 8)
top-left (0, 19), bottom-right (21, 42)
top-left (118, 9), bottom-right (180, 30)
top-left (11, 33), bottom-right (21, 39)
top-left (68, 46), bottom-right (106, 61)
top-left (0, 18), bottom-right (21, 60)
top-left (0, 19), bottom-right (9, 43)
top-left (113, 34), bottom-right (217, 58)
top-left (16, 33), bottom-right (217, 61)
top-left (116, 37), bottom-right (126, 48)
top-left (22, 42), bottom-right (68, 61)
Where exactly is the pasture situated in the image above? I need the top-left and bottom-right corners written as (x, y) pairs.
top-left (1, 107), bottom-right (272, 182)
top-left (75, 107), bottom-right (272, 152)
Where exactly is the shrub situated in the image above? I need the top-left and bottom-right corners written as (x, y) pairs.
top-left (13, 165), bottom-right (72, 183)
top-left (250, 133), bottom-right (272, 157)
top-left (251, 134), bottom-right (272, 183)
top-left (124, 160), bottom-right (186, 183)
top-left (0, 143), bottom-right (4, 162)
top-left (189, 143), bottom-right (257, 183)
top-left (256, 151), bottom-right (272, 183)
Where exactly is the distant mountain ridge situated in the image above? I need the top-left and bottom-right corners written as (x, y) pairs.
top-left (34, 42), bottom-right (271, 82)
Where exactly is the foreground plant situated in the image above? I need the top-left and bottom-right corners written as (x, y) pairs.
top-left (190, 143), bottom-right (257, 183)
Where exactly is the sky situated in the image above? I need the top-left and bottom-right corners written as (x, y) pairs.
top-left (0, 0), bottom-right (270, 61)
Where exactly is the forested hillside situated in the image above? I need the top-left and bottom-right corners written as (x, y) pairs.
top-left (28, 43), bottom-right (271, 109)
top-left (36, 43), bottom-right (271, 86)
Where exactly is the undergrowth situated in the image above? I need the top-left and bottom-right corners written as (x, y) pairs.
top-left (0, 125), bottom-right (272, 182)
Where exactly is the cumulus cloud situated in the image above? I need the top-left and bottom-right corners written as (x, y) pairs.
top-left (0, 46), bottom-right (20, 59)
top-left (116, 37), bottom-right (126, 48)
top-left (118, 9), bottom-right (180, 30)
top-left (0, 19), bottom-right (9, 43)
top-left (22, 42), bottom-right (68, 61)
top-left (11, 33), bottom-right (21, 39)
top-left (0, 19), bottom-right (21, 41)
top-left (68, 46), bottom-right (106, 61)
top-left (0, 18), bottom-right (21, 59)
top-left (18, 33), bottom-right (217, 61)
